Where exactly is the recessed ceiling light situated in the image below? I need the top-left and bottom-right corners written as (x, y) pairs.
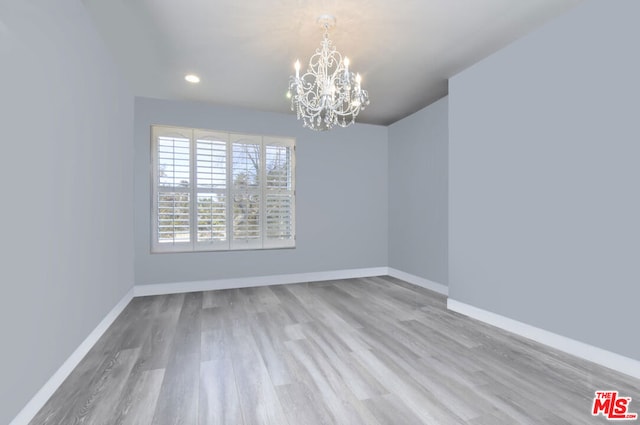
top-left (185, 74), bottom-right (200, 83)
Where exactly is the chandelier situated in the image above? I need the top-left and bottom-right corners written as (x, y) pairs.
top-left (287, 15), bottom-right (370, 131)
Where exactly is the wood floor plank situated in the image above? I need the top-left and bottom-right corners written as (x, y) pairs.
top-left (201, 306), bottom-right (228, 331)
top-left (363, 393), bottom-right (431, 425)
top-left (137, 294), bottom-right (185, 372)
top-left (29, 348), bottom-right (139, 425)
top-left (299, 321), bottom-right (387, 400)
top-left (224, 315), bottom-right (289, 424)
top-left (73, 348), bottom-right (141, 425)
top-left (200, 324), bottom-right (244, 425)
top-left (275, 381), bottom-right (336, 425)
top-left (150, 293), bottom-right (202, 425)
top-left (268, 285), bottom-right (315, 324)
top-left (351, 347), bottom-right (464, 424)
top-left (284, 338), bottom-right (382, 425)
top-left (245, 286), bottom-right (282, 312)
top-left (113, 368), bottom-right (164, 425)
top-left (467, 410), bottom-right (519, 425)
top-left (199, 360), bottom-right (243, 425)
top-left (284, 323), bottom-right (306, 341)
top-left (202, 289), bottom-right (228, 309)
top-left (150, 353), bottom-right (200, 425)
top-left (249, 311), bottom-right (293, 386)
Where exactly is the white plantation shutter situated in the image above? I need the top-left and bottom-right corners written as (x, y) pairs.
top-left (152, 126), bottom-right (192, 252)
top-left (151, 126), bottom-right (295, 252)
top-left (264, 137), bottom-right (295, 248)
top-left (194, 130), bottom-right (229, 250)
top-left (231, 135), bottom-right (262, 249)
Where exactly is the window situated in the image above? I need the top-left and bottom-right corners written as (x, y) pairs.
top-left (151, 125), bottom-right (295, 252)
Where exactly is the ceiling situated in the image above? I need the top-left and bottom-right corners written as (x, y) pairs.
top-left (82, 0), bottom-right (582, 126)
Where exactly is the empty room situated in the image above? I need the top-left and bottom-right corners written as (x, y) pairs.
top-left (2, 0), bottom-right (639, 424)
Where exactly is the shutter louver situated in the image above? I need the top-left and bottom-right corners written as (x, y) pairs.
top-left (197, 193), bottom-right (226, 242)
top-left (157, 192), bottom-right (190, 243)
top-left (157, 136), bottom-right (190, 188)
top-left (266, 194), bottom-right (293, 239)
top-left (233, 193), bottom-right (261, 241)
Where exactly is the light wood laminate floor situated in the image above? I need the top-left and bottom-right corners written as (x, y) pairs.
top-left (30, 276), bottom-right (639, 424)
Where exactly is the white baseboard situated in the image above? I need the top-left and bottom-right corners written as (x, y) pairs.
top-left (447, 299), bottom-right (640, 380)
top-left (134, 267), bottom-right (389, 297)
top-left (10, 288), bottom-right (134, 425)
top-left (387, 268), bottom-right (448, 295)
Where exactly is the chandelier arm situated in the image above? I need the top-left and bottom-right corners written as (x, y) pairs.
top-left (295, 78), bottom-right (328, 115)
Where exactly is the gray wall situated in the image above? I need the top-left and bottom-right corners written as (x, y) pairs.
top-left (0, 0), bottom-right (134, 423)
top-left (135, 97), bottom-right (388, 285)
top-left (388, 97), bottom-right (448, 285)
top-left (449, 0), bottom-right (640, 360)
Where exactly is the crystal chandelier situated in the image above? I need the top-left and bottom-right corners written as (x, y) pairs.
top-left (287, 15), bottom-right (370, 131)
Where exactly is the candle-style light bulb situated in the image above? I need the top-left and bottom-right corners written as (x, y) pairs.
top-left (295, 60), bottom-right (301, 79)
top-left (344, 57), bottom-right (350, 73)
top-left (355, 73), bottom-right (362, 91)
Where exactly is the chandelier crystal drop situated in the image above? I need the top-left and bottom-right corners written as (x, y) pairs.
top-left (287, 15), bottom-right (370, 131)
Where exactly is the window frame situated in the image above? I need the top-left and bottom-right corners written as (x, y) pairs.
top-left (151, 125), bottom-right (296, 253)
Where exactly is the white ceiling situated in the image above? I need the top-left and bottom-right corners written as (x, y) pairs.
top-left (82, 0), bottom-right (582, 126)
